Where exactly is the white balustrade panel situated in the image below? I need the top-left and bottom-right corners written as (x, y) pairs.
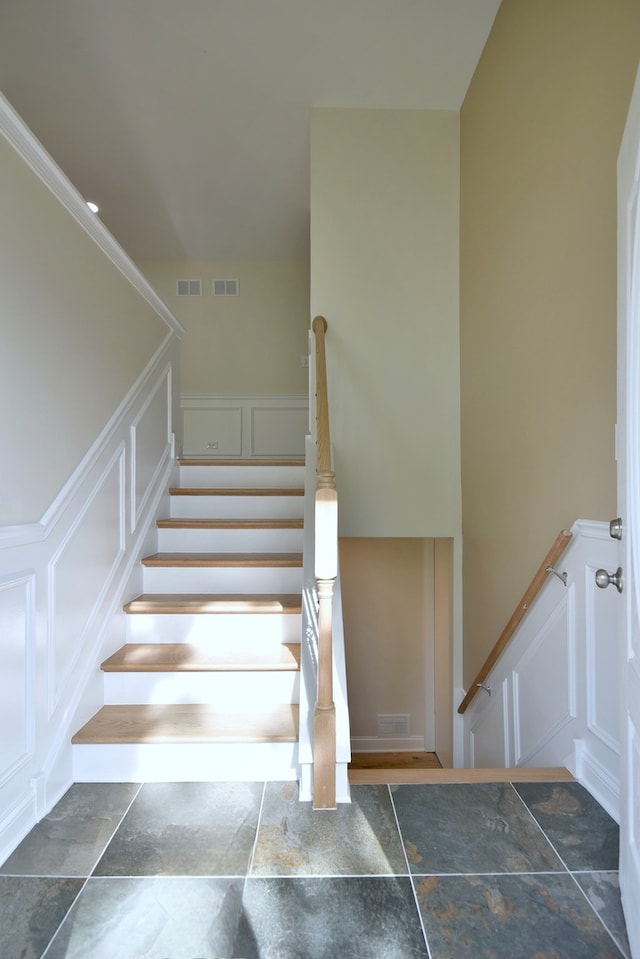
top-left (462, 520), bottom-right (622, 821)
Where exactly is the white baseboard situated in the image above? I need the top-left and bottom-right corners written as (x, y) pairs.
top-left (574, 739), bottom-right (620, 824)
top-left (0, 791), bottom-right (35, 867)
top-left (350, 735), bottom-right (426, 753)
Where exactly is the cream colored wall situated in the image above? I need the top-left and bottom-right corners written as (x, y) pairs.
top-left (310, 109), bottom-right (461, 538)
top-left (0, 135), bottom-right (169, 527)
top-left (137, 259), bottom-right (310, 394)
top-left (340, 538), bottom-right (432, 744)
top-left (460, 0), bottom-right (640, 687)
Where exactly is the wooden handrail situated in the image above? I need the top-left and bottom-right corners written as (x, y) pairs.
top-left (311, 315), bottom-right (337, 808)
top-left (458, 528), bottom-right (573, 714)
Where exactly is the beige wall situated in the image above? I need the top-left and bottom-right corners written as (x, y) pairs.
top-left (340, 538), bottom-right (432, 744)
top-left (137, 259), bottom-right (310, 394)
top-left (310, 109), bottom-right (461, 538)
top-left (460, 0), bottom-right (640, 686)
top-left (1, 135), bottom-right (169, 527)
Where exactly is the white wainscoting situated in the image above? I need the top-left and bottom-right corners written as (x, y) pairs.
top-left (181, 394), bottom-right (309, 458)
top-left (461, 520), bottom-right (622, 821)
top-left (0, 335), bottom-right (180, 865)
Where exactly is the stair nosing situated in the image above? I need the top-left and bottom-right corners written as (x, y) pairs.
top-left (141, 552), bottom-right (303, 568)
top-left (101, 642), bottom-right (301, 673)
top-left (72, 703), bottom-right (299, 745)
top-left (157, 518), bottom-right (303, 529)
top-left (123, 593), bottom-right (303, 614)
top-left (178, 458), bottom-right (304, 467)
top-left (169, 487), bottom-right (304, 497)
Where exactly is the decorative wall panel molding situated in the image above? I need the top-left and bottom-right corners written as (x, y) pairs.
top-left (585, 560), bottom-right (621, 753)
top-left (0, 573), bottom-right (35, 786)
top-left (181, 394), bottom-right (308, 458)
top-left (470, 679), bottom-right (509, 768)
top-left (48, 445), bottom-right (126, 715)
top-left (131, 365), bottom-right (173, 531)
top-left (0, 335), bottom-right (181, 864)
top-left (513, 590), bottom-right (576, 766)
top-left (462, 520), bottom-right (622, 821)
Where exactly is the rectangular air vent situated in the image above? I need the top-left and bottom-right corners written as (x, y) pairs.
top-left (377, 714), bottom-right (410, 737)
top-left (213, 278), bottom-right (239, 296)
top-left (176, 279), bottom-right (202, 297)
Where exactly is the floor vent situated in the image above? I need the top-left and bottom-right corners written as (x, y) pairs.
top-left (377, 714), bottom-right (410, 737)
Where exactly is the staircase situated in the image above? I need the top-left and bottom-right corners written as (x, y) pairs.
top-left (72, 457), bottom-right (305, 783)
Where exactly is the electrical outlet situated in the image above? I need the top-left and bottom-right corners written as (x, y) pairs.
top-left (301, 354), bottom-right (309, 367)
top-left (206, 441), bottom-right (219, 450)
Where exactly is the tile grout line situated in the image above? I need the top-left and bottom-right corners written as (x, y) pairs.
top-left (387, 783), bottom-right (433, 959)
top-left (40, 874), bottom-right (92, 959)
top-left (87, 782), bottom-right (145, 878)
top-left (40, 782), bottom-right (145, 959)
top-left (508, 781), bottom-right (574, 873)
top-left (565, 871), bottom-right (629, 958)
top-left (244, 780), bottom-right (267, 885)
top-left (509, 782), bottom-right (628, 955)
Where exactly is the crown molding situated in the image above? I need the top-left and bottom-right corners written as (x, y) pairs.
top-left (0, 93), bottom-right (184, 338)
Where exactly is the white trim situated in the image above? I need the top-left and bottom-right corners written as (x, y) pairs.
top-left (574, 738), bottom-right (620, 823)
top-left (350, 735), bottom-right (426, 753)
top-left (182, 393), bottom-right (308, 401)
top-left (0, 571), bottom-right (36, 787)
top-left (41, 447), bottom-right (177, 793)
top-left (0, 790), bottom-right (35, 868)
top-left (47, 443), bottom-right (127, 717)
top-left (512, 587), bottom-right (577, 766)
top-left (181, 392), bottom-right (309, 459)
top-left (0, 524), bottom-right (46, 550)
top-left (39, 334), bottom-right (175, 536)
top-left (130, 364), bottom-right (174, 532)
top-left (453, 687), bottom-right (466, 765)
top-left (0, 93), bottom-right (183, 339)
top-left (571, 518), bottom-right (611, 541)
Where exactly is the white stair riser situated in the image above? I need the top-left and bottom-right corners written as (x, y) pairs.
top-left (179, 464), bottom-right (304, 489)
top-left (142, 566), bottom-right (303, 594)
top-left (103, 671), bottom-right (300, 706)
top-left (157, 527), bottom-right (303, 553)
top-left (169, 494), bottom-right (303, 520)
top-left (73, 742), bottom-right (299, 782)
top-left (125, 612), bottom-right (302, 645)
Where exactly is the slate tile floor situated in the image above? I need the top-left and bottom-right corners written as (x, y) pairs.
top-left (0, 779), bottom-right (631, 959)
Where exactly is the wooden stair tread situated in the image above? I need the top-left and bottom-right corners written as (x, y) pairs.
top-left (170, 487), bottom-right (304, 496)
top-left (157, 518), bottom-right (303, 529)
top-left (178, 458), bottom-right (304, 467)
top-left (124, 593), bottom-right (303, 614)
top-left (141, 552), bottom-right (302, 567)
top-left (102, 642), bottom-right (301, 672)
top-left (72, 704), bottom-right (299, 744)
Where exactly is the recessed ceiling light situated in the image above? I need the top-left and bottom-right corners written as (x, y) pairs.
top-left (86, 201), bottom-right (99, 213)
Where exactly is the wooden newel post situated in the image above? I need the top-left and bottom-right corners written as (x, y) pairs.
top-left (313, 575), bottom-right (337, 809)
top-left (313, 471), bottom-right (337, 809)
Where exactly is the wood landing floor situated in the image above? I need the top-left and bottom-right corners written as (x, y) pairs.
top-left (347, 752), bottom-right (573, 785)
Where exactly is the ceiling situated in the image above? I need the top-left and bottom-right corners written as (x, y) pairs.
top-left (0, 0), bottom-right (501, 261)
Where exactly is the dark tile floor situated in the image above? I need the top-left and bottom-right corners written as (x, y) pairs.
top-left (0, 779), bottom-right (631, 958)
